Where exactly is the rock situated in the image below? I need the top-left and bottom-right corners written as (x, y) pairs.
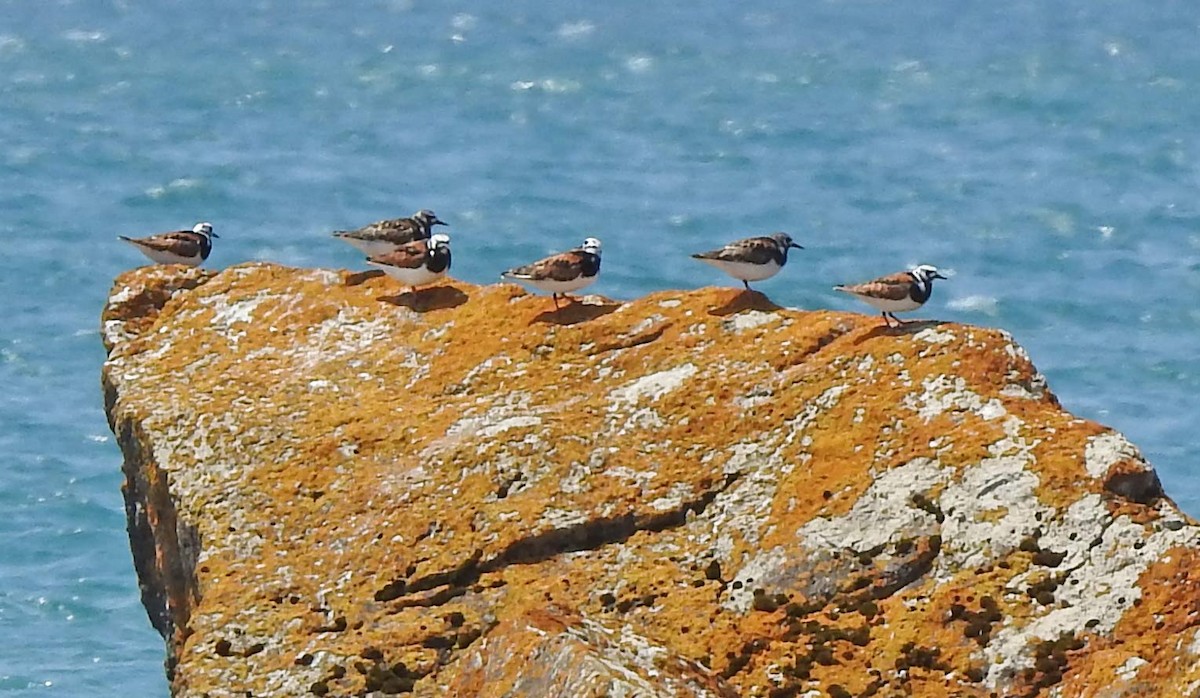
top-left (101, 264), bottom-right (217, 353)
top-left (450, 609), bottom-right (737, 697)
top-left (101, 263), bottom-right (1200, 697)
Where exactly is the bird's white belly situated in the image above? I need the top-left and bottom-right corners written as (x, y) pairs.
top-left (700, 258), bottom-right (782, 282)
top-left (510, 275), bottom-right (596, 295)
top-left (844, 292), bottom-right (922, 313)
top-left (338, 237), bottom-right (399, 258)
top-left (368, 262), bottom-right (445, 287)
top-left (130, 245), bottom-right (201, 266)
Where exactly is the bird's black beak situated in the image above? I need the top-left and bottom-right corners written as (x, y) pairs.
top-left (934, 272), bottom-right (947, 280)
top-left (210, 232), bottom-right (220, 238)
top-left (433, 218), bottom-right (448, 227)
top-left (790, 242), bottom-right (804, 250)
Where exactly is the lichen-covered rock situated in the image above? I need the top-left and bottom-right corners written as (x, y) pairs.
top-left (101, 263), bottom-right (1200, 697)
top-left (450, 610), bottom-right (736, 697)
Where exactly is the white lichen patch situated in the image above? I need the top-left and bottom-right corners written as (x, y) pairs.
top-left (936, 454), bottom-right (1049, 572)
top-left (308, 269), bottom-right (343, 286)
top-left (683, 381), bottom-right (843, 579)
top-left (649, 482), bottom-right (697, 512)
top-left (1001, 339), bottom-right (1049, 400)
top-left (722, 311), bottom-right (779, 333)
top-left (202, 291), bottom-right (271, 347)
top-left (296, 309), bottom-right (395, 371)
top-left (904, 374), bottom-right (1006, 423)
top-left (694, 444), bottom-right (786, 580)
top-left (733, 385), bottom-right (774, 410)
top-left (608, 363), bottom-right (698, 405)
top-left (1084, 431), bottom-right (1147, 479)
top-left (558, 459), bottom-right (599, 495)
top-left (1000, 383), bottom-right (1040, 400)
top-left (103, 319), bottom-right (133, 349)
top-left (427, 397), bottom-right (541, 456)
top-left (722, 547), bottom-right (788, 613)
top-left (798, 458), bottom-right (947, 553)
top-left (538, 507), bottom-right (588, 529)
top-left (781, 385), bottom-right (848, 444)
top-left (983, 500), bottom-right (1200, 687)
top-left (461, 354), bottom-right (513, 388)
top-left (490, 616), bottom-right (727, 696)
top-left (604, 466), bottom-right (658, 485)
top-left (259, 664), bottom-right (327, 698)
top-left (476, 415), bottom-right (542, 439)
top-left (422, 323), bottom-right (451, 342)
top-left (914, 327), bottom-right (956, 344)
top-left (143, 408), bottom-right (241, 478)
top-left (1115, 656), bottom-right (1148, 681)
top-left (855, 354), bottom-right (876, 373)
top-left (617, 407), bottom-right (665, 432)
top-left (623, 315), bottom-right (666, 338)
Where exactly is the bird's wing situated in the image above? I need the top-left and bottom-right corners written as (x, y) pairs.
top-left (835, 271), bottom-right (914, 300)
top-left (123, 231), bottom-right (203, 257)
top-left (337, 217), bottom-right (421, 242)
top-left (504, 249), bottom-right (588, 281)
top-left (367, 239), bottom-right (429, 269)
top-left (692, 236), bottom-right (778, 264)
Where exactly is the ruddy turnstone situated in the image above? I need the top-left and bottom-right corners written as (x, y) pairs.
top-left (118, 222), bottom-right (217, 266)
top-left (501, 237), bottom-right (602, 309)
top-left (333, 209), bottom-right (447, 257)
top-left (834, 264), bottom-right (947, 327)
top-left (365, 233), bottom-right (452, 291)
top-left (691, 232), bottom-right (803, 290)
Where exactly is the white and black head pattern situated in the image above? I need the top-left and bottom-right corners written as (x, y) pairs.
top-left (426, 233), bottom-right (452, 274)
top-left (907, 264), bottom-right (947, 304)
top-left (412, 210), bottom-right (447, 232)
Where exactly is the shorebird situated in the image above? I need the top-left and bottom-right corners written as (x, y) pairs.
top-left (834, 264), bottom-right (947, 327)
top-left (501, 237), bottom-right (602, 309)
top-left (333, 209), bottom-right (446, 257)
top-left (118, 222), bottom-right (217, 266)
top-left (365, 233), bottom-right (452, 292)
top-left (691, 232), bottom-right (803, 290)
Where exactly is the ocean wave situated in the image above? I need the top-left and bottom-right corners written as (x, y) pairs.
top-left (144, 178), bottom-right (203, 199)
top-left (0, 35), bottom-right (25, 54)
top-left (62, 29), bottom-right (107, 43)
top-left (947, 294), bottom-right (999, 315)
top-left (510, 79), bottom-right (580, 93)
top-left (625, 55), bottom-right (654, 73)
top-left (556, 21), bottom-right (596, 40)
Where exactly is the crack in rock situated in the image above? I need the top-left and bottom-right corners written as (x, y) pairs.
top-left (377, 474), bottom-right (741, 604)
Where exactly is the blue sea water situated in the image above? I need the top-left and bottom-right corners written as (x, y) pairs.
top-left (2, 0), bottom-right (1199, 693)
